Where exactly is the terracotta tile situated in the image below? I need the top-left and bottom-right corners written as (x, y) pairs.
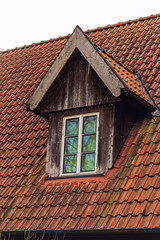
top-left (0, 13), bottom-right (159, 231)
top-left (36, 205), bottom-right (51, 219)
top-left (100, 51), bottom-right (150, 102)
top-left (37, 218), bottom-right (52, 230)
top-left (25, 218), bottom-right (42, 230)
top-left (127, 188), bottom-right (143, 202)
top-left (122, 175), bottom-right (141, 190)
top-left (48, 216), bottom-right (63, 230)
top-left (144, 152), bottom-right (159, 165)
top-left (148, 188), bottom-right (160, 202)
top-left (98, 215), bottom-right (110, 228)
top-left (102, 177), bottom-right (119, 191)
top-left (148, 215), bottom-right (160, 228)
top-left (71, 204), bottom-right (88, 218)
top-left (7, 219), bottom-right (23, 231)
top-left (109, 201), bottom-right (128, 216)
top-left (145, 200), bottom-right (159, 215)
top-left (137, 214), bottom-right (153, 228)
top-left (0, 219), bottom-right (11, 231)
top-left (96, 190), bottom-right (114, 205)
top-left (143, 174), bottom-right (159, 189)
top-left (15, 219), bottom-right (32, 230)
top-left (81, 216), bottom-right (94, 229)
top-left (65, 217), bottom-right (79, 229)
top-left (58, 216), bottom-right (74, 230)
top-left (115, 215), bottom-right (132, 228)
top-left (89, 216), bottom-right (100, 229)
top-left (154, 175), bottom-right (160, 189)
top-left (138, 187), bottom-right (154, 202)
top-left (125, 215), bottom-right (142, 228)
top-left (149, 163), bottom-right (160, 176)
top-left (125, 164), bottom-right (142, 178)
top-left (132, 200), bottom-right (149, 216)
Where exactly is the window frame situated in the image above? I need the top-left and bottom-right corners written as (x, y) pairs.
top-left (60, 112), bottom-right (99, 176)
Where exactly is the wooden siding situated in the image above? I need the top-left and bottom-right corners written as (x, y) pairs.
top-left (47, 103), bottom-right (134, 177)
top-left (43, 50), bottom-right (136, 177)
top-left (113, 103), bottom-right (135, 164)
top-left (38, 49), bottom-right (119, 114)
top-left (48, 105), bottom-right (115, 177)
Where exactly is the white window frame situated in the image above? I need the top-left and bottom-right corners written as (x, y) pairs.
top-left (60, 112), bottom-right (99, 175)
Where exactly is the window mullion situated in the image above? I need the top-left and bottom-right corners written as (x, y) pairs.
top-left (77, 116), bottom-right (83, 173)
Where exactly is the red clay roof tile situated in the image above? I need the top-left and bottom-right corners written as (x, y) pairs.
top-left (0, 14), bottom-right (160, 231)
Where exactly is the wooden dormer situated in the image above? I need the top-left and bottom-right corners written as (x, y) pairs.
top-left (27, 26), bottom-right (156, 178)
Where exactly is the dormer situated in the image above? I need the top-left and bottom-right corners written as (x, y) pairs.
top-left (27, 26), bottom-right (156, 178)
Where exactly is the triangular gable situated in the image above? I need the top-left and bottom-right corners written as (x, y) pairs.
top-left (28, 26), bottom-right (125, 111)
top-left (27, 26), bottom-right (156, 113)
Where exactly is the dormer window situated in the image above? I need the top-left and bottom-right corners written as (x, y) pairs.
top-left (27, 27), bottom-right (150, 178)
top-left (60, 113), bottom-right (99, 175)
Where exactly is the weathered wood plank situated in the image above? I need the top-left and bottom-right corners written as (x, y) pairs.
top-left (113, 103), bottom-right (136, 164)
top-left (38, 50), bottom-right (120, 114)
top-left (49, 104), bottom-right (117, 177)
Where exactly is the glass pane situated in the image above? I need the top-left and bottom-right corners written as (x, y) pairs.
top-left (63, 155), bottom-right (77, 173)
top-left (81, 153), bottom-right (95, 171)
top-left (82, 135), bottom-right (96, 152)
top-left (66, 118), bottom-right (79, 136)
top-left (83, 116), bottom-right (97, 134)
top-left (65, 137), bottom-right (78, 154)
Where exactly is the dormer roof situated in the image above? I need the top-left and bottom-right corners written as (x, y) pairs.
top-left (27, 26), bottom-right (156, 114)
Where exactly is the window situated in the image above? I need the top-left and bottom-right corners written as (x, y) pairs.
top-left (60, 113), bottom-right (99, 175)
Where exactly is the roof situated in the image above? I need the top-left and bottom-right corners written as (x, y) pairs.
top-left (0, 13), bottom-right (160, 231)
top-left (98, 48), bottom-right (152, 103)
top-left (27, 26), bottom-right (153, 112)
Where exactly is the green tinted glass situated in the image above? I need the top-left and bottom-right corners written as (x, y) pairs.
top-left (82, 135), bottom-right (96, 152)
top-left (65, 137), bottom-right (78, 154)
top-left (81, 153), bottom-right (95, 171)
top-left (63, 155), bottom-right (77, 173)
top-left (83, 116), bottom-right (97, 134)
top-left (66, 118), bottom-right (79, 136)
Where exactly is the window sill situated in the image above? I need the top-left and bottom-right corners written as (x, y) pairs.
top-left (41, 173), bottom-right (106, 185)
top-left (46, 173), bottom-right (103, 180)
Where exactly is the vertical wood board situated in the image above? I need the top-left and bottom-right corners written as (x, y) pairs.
top-left (38, 50), bottom-right (118, 113)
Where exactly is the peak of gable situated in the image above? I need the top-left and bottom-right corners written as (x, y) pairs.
top-left (27, 25), bottom-right (156, 115)
top-left (27, 26), bottom-right (125, 112)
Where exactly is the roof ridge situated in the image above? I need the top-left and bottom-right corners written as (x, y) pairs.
top-left (85, 13), bottom-right (160, 33)
top-left (0, 34), bottom-right (70, 54)
top-left (1, 13), bottom-right (159, 54)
